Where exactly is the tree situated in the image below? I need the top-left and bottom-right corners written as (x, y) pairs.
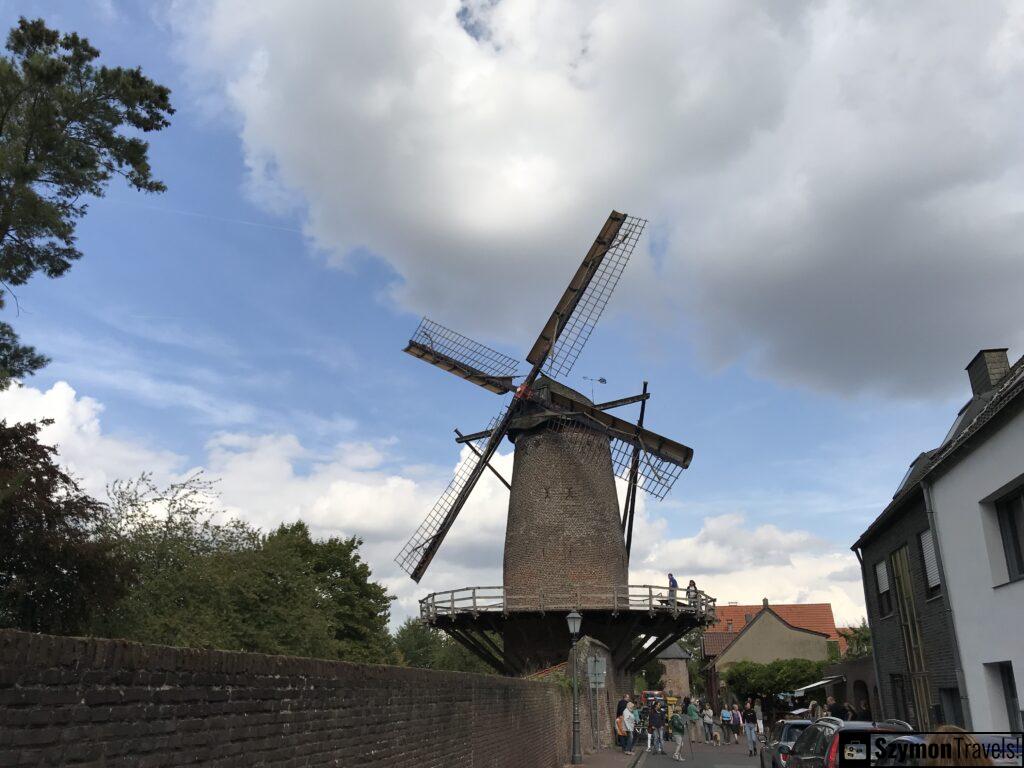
top-left (722, 658), bottom-right (828, 712)
top-left (640, 658), bottom-right (666, 690)
top-left (839, 620), bottom-right (872, 659)
top-left (92, 474), bottom-right (395, 663)
top-left (392, 616), bottom-right (497, 675)
top-left (0, 18), bottom-right (172, 387)
top-left (0, 419), bottom-right (127, 633)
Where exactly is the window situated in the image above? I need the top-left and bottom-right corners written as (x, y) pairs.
top-left (919, 529), bottom-right (941, 596)
top-left (999, 663), bottom-right (1023, 732)
top-left (996, 490), bottom-right (1024, 581)
top-left (875, 560), bottom-right (894, 616)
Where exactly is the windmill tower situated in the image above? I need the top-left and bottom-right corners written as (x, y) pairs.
top-left (396, 212), bottom-right (715, 675)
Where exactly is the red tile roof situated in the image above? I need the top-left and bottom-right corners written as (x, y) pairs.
top-left (701, 631), bottom-right (738, 657)
top-left (710, 603), bottom-right (847, 654)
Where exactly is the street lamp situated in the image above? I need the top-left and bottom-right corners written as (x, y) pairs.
top-left (567, 610), bottom-right (583, 765)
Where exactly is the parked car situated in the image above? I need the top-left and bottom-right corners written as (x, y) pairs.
top-left (874, 733), bottom-right (1022, 767)
top-left (786, 717), bottom-right (912, 768)
top-left (760, 719), bottom-right (811, 768)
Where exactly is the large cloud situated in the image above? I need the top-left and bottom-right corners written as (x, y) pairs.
top-left (1, 380), bottom-right (864, 625)
top-left (169, 0), bottom-right (1024, 396)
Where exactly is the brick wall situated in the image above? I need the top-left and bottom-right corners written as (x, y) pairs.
top-left (0, 630), bottom-right (571, 767)
top-left (860, 492), bottom-right (961, 727)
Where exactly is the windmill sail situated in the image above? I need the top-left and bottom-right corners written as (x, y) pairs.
top-left (395, 404), bottom-right (513, 581)
top-left (404, 317), bottom-right (519, 394)
top-left (543, 215), bottom-right (647, 378)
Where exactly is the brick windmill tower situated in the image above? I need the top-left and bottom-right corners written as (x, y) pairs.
top-left (396, 212), bottom-right (715, 677)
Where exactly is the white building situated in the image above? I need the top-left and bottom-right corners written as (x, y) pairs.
top-left (926, 349), bottom-right (1024, 731)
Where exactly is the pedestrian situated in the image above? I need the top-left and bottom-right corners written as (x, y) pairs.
top-left (650, 701), bottom-right (666, 754)
top-left (826, 696), bottom-right (845, 719)
top-left (742, 701), bottom-right (758, 756)
top-left (615, 693), bottom-right (630, 748)
top-left (843, 702), bottom-right (856, 721)
top-left (856, 699), bottom-right (872, 721)
top-left (731, 704), bottom-right (742, 743)
top-left (720, 703), bottom-right (732, 743)
top-left (668, 572), bottom-right (679, 607)
top-left (686, 696), bottom-right (700, 743)
top-left (754, 697), bottom-right (764, 735)
top-left (686, 579), bottom-right (698, 607)
top-left (702, 703), bottom-right (714, 743)
top-left (623, 701), bottom-right (637, 755)
top-left (670, 708), bottom-right (688, 762)
top-left (808, 699), bottom-right (820, 720)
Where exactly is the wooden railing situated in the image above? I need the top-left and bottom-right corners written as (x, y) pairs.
top-left (420, 584), bottom-right (717, 622)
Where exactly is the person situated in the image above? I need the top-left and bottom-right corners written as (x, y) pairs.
top-left (808, 699), bottom-right (820, 720)
top-left (623, 701), bottom-right (637, 755)
top-left (826, 696), bottom-right (845, 719)
top-left (702, 703), bottom-right (715, 743)
top-left (670, 708), bottom-right (688, 762)
top-left (925, 725), bottom-right (994, 767)
top-left (668, 572), bottom-right (679, 606)
top-left (856, 699), bottom-right (872, 721)
top-left (686, 697), bottom-right (700, 743)
top-left (754, 698), bottom-right (763, 735)
top-left (615, 694), bottom-right (630, 748)
top-left (720, 704), bottom-right (732, 743)
top-left (742, 701), bottom-right (759, 756)
top-left (843, 702), bottom-right (856, 721)
top-left (650, 701), bottom-right (666, 755)
top-left (686, 579), bottom-right (698, 607)
top-left (731, 704), bottom-right (742, 743)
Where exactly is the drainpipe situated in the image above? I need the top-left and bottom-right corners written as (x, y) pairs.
top-left (853, 545), bottom-right (887, 720)
top-left (920, 478), bottom-right (973, 729)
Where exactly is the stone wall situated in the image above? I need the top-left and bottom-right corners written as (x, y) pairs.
top-left (0, 630), bottom-right (570, 767)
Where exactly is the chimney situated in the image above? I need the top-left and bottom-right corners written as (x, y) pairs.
top-left (744, 613), bottom-right (752, 623)
top-left (966, 349), bottom-right (1010, 395)
top-left (726, 619), bottom-right (733, 631)
top-left (762, 598), bottom-right (769, 608)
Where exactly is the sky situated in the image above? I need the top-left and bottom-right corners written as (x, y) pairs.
top-left (3, 0), bottom-right (1024, 628)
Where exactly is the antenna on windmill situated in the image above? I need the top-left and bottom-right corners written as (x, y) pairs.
top-left (394, 211), bottom-right (693, 583)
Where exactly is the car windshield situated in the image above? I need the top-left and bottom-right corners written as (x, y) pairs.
top-left (785, 724), bottom-right (808, 742)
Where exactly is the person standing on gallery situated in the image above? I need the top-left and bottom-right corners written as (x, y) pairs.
top-left (668, 572), bottom-right (679, 607)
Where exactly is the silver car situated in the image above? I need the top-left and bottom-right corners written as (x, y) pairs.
top-left (760, 719), bottom-right (811, 768)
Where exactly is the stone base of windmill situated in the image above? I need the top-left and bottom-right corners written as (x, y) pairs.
top-left (420, 583), bottom-right (716, 677)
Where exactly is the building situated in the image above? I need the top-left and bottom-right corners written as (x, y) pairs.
top-left (853, 348), bottom-right (1024, 731)
top-left (701, 599), bottom-right (833, 708)
top-left (658, 643), bottom-right (692, 699)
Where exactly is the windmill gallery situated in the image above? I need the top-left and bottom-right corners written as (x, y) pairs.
top-left (395, 211), bottom-right (717, 683)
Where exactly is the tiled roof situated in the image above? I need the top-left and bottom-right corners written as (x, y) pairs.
top-left (701, 631), bottom-right (738, 657)
top-left (709, 603), bottom-right (846, 654)
top-left (528, 661), bottom-right (567, 680)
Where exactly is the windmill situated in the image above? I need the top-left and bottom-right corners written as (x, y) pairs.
top-left (396, 211), bottom-right (714, 675)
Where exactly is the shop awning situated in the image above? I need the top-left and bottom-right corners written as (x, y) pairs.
top-left (791, 675), bottom-right (845, 695)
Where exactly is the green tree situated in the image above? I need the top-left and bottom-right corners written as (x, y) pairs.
top-left (392, 616), bottom-right (497, 675)
top-left (640, 658), bottom-right (666, 690)
top-left (93, 474), bottom-right (395, 663)
top-left (839, 620), bottom-right (872, 659)
top-left (0, 17), bottom-right (172, 387)
top-left (0, 419), bottom-right (127, 633)
top-left (722, 658), bottom-right (828, 714)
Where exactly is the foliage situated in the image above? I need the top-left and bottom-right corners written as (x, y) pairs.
top-left (827, 640), bottom-right (841, 662)
top-left (640, 658), bottom-right (666, 690)
top-left (0, 17), bottom-right (172, 387)
top-left (0, 419), bottom-right (127, 634)
top-left (679, 629), bottom-right (706, 696)
top-left (90, 474), bottom-right (395, 663)
top-left (722, 658), bottom-right (828, 703)
top-left (839, 620), bottom-right (872, 659)
top-left (393, 617), bottom-right (497, 675)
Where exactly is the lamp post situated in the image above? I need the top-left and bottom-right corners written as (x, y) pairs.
top-left (567, 610), bottom-right (583, 765)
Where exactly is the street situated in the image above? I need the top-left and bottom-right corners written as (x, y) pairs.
top-left (638, 736), bottom-right (765, 768)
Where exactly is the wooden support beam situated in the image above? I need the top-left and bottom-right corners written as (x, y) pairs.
top-left (593, 392), bottom-right (650, 411)
top-left (447, 628), bottom-right (510, 675)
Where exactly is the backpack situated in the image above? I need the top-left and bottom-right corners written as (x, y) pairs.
top-left (615, 715), bottom-right (627, 737)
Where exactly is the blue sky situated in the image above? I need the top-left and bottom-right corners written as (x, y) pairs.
top-left (4, 1), bottom-right (1022, 624)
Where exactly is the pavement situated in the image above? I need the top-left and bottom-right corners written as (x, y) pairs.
top-left (634, 736), bottom-right (764, 768)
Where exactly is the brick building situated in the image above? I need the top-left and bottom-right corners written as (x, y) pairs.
top-left (853, 348), bottom-right (1024, 731)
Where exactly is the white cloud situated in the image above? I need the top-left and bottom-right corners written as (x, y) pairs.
top-left (170, 0), bottom-right (1024, 397)
top-left (0, 381), bottom-right (183, 498)
top-left (1, 380), bottom-right (865, 625)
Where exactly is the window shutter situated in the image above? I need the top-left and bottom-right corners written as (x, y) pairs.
top-left (875, 560), bottom-right (890, 593)
top-left (920, 529), bottom-right (940, 588)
